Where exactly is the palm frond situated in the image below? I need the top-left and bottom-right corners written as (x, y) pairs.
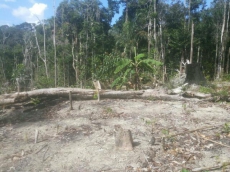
top-left (142, 59), bottom-right (162, 66)
top-left (114, 59), bottom-right (131, 74)
top-left (134, 53), bottom-right (145, 63)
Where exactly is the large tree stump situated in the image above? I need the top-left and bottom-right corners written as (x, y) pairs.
top-left (114, 125), bottom-right (133, 151)
top-left (185, 63), bottom-right (206, 85)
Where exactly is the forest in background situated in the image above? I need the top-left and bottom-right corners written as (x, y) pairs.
top-left (0, 0), bottom-right (229, 92)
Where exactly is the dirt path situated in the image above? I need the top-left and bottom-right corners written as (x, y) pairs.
top-left (1, 97), bottom-right (230, 171)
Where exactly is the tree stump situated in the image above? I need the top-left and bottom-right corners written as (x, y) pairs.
top-left (185, 63), bottom-right (206, 85)
top-left (114, 125), bottom-right (133, 151)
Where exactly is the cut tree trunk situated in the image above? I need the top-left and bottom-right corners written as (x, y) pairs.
top-left (185, 63), bottom-right (206, 85)
top-left (114, 125), bottom-right (133, 151)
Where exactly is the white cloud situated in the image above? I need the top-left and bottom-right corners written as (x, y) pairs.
top-left (4, 0), bottom-right (16, 2)
top-left (12, 3), bottom-right (47, 23)
top-left (0, 3), bottom-right (10, 9)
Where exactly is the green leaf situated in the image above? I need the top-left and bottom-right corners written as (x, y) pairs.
top-left (111, 77), bottom-right (122, 88)
top-left (137, 59), bottom-right (162, 73)
top-left (123, 68), bottom-right (132, 78)
top-left (181, 169), bottom-right (190, 172)
top-left (114, 59), bottom-right (131, 74)
top-left (142, 59), bottom-right (162, 66)
top-left (134, 53), bottom-right (145, 63)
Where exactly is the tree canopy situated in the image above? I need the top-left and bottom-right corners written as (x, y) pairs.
top-left (0, 0), bottom-right (229, 92)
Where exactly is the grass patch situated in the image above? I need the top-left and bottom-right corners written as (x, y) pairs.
top-left (198, 86), bottom-right (214, 94)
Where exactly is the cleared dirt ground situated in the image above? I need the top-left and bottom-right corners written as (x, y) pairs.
top-left (1, 90), bottom-right (230, 171)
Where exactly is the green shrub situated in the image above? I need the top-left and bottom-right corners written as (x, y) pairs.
top-left (35, 76), bottom-right (54, 88)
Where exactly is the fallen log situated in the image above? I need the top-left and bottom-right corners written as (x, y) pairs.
top-left (0, 88), bottom-right (145, 106)
top-left (0, 87), bottom-right (217, 107)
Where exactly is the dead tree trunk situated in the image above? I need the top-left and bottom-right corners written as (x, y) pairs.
top-left (72, 34), bottom-right (80, 85)
top-left (0, 27), bottom-right (10, 82)
top-left (185, 63), bottom-right (206, 85)
top-left (53, 0), bottom-right (57, 87)
top-left (226, 47), bottom-right (230, 74)
top-left (216, 0), bottom-right (226, 80)
top-left (32, 23), bottom-right (49, 78)
top-left (190, 21), bottom-right (194, 64)
top-left (153, 0), bottom-right (157, 59)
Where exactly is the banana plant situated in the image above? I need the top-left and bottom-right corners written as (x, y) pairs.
top-left (112, 47), bottom-right (162, 90)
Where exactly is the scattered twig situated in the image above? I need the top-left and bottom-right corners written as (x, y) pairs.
top-left (141, 149), bottom-right (149, 164)
top-left (198, 132), bottom-right (230, 149)
top-left (195, 131), bottom-right (201, 147)
top-left (35, 144), bottom-right (48, 154)
top-left (192, 162), bottom-right (230, 172)
top-left (42, 146), bottom-right (49, 162)
top-left (160, 125), bottom-right (221, 139)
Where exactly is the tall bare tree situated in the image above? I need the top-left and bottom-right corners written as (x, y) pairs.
top-left (216, 0), bottom-right (226, 79)
top-left (190, 21), bottom-right (194, 63)
top-left (153, 0), bottom-right (157, 59)
top-left (53, 0), bottom-right (57, 87)
top-left (32, 20), bottom-right (49, 78)
top-left (0, 26), bottom-right (10, 82)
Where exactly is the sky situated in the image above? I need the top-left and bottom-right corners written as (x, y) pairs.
top-left (0, 0), bottom-right (121, 26)
top-left (0, 0), bottom-right (212, 27)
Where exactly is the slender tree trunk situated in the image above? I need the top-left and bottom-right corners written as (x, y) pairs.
top-left (147, 0), bottom-right (153, 57)
top-left (36, 54), bottom-right (39, 81)
top-left (226, 47), bottom-right (230, 74)
top-left (159, 20), bottom-right (164, 60)
top-left (190, 21), bottom-right (194, 64)
top-left (188, 0), bottom-right (191, 29)
top-left (32, 24), bottom-right (42, 61)
top-left (160, 19), bottom-right (165, 82)
top-left (0, 56), bottom-right (6, 81)
top-left (148, 18), bottom-right (152, 57)
top-left (224, 0), bottom-right (230, 74)
top-left (31, 24), bottom-right (49, 78)
top-left (53, 0), bottom-right (57, 87)
top-left (215, 41), bottom-right (218, 78)
top-left (0, 29), bottom-right (10, 82)
top-left (153, 0), bottom-right (157, 59)
top-left (125, 0), bottom-right (128, 23)
top-left (42, 21), bottom-right (48, 78)
top-left (63, 54), bottom-right (66, 87)
top-left (72, 36), bottom-right (79, 85)
top-left (197, 45), bottom-right (200, 63)
top-left (180, 51), bottom-right (184, 75)
top-left (68, 62), bottom-right (70, 87)
top-left (79, 35), bottom-right (83, 88)
top-left (84, 7), bottom-right (90, 88)
top-left (200, 50), bottom-right (203, 64)
top-left (217, 1), bottom-right (226, 80)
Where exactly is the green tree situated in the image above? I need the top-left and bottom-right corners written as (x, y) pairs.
top-left (112, 47), bottom-right (162, 90)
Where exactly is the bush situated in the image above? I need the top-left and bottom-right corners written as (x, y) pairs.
top-left (35, 76), bottom-right (54, 89)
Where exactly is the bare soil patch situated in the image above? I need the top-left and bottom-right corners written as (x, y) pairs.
top-left (1, 91), bottom-right (230, 171)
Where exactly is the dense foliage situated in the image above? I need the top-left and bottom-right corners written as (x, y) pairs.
top-left (0, 0), bottom-right (229, 91)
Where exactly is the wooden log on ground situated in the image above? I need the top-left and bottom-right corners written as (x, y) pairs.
top-left (1, 87), bottom-right (225, 107)
top-left (0, 88), bottom-right (144, 106)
